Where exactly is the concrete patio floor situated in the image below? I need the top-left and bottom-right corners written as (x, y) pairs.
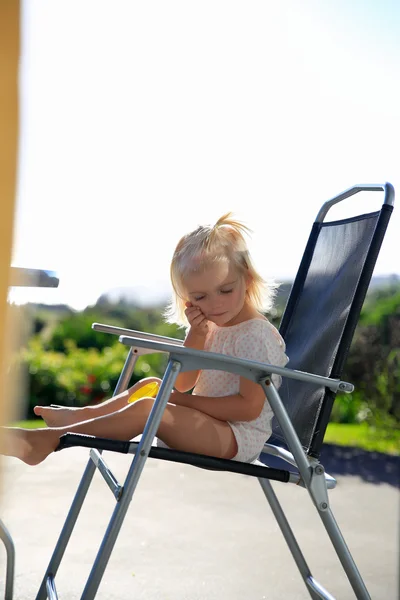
top-left (0, 444), bottom-right (398, 599)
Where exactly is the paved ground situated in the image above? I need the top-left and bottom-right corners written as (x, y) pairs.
top-left (0, 444), bottom-right (398, 600)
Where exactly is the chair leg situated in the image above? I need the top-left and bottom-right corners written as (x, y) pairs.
top-left (77, 463), bottom-right (140, 600)
top-left (35, 348), bottom-right (139, 600)
top-left (77, 359), bottom-right (181, 600)
top-left (0, 518), bottom-right (15, 600)
top-left (35, 459), bottom-right (97, 600)
top-left (262, 384), bottom-right (371, 599)
top-left (258, 479), bottom-right (322, 600)
top-left (259, 477), bottom-right (372, 600)
top-left (318, 507), bottom-right (371, 600)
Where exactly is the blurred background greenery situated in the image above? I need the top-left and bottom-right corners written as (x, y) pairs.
top-left (8, 279), bottom-right (400, 455)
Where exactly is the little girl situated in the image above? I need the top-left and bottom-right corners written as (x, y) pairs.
top-left (1, 213), bottom-right (288, 465)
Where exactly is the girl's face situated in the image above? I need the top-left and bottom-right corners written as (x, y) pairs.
top-left (184, 260), bottom-right (252, 327)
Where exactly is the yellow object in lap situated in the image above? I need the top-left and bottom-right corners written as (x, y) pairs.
top-left (128, 382), bottom-right (160, 403)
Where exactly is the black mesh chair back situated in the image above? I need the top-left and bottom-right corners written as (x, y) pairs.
top-left (272, 184), bottom-right (394, 457)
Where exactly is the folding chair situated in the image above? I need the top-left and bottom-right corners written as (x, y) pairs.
top-left (34, 183), bottom-right (394, 600)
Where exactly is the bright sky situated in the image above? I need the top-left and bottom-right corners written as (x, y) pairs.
top-left (10, 0), bottom-right (400, 310)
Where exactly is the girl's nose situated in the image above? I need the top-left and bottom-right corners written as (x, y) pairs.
top-left (210, 297), bottom-right (223, 310)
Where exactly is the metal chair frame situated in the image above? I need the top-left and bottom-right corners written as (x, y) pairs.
top-left (16, 184), bottom-right (394, 600)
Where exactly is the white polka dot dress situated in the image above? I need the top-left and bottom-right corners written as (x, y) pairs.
top-left (193, 318), bottom-right (289, 462)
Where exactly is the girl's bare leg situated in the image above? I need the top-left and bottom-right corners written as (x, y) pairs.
top-left (33, 377), bottom-right (162, 427)
top-left (1, 397), bottom-right (238, 466)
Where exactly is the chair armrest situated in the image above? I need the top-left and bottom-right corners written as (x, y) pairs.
top-left (92, 322), bottom-right (184, 346)
top-left (118, 335), bottom-right (354, 394)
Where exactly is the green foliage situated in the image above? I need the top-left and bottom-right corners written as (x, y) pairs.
top-left (324, 422), bottom-right (400, 455)
top-left (20, 339), bottom-right (124, 415)
top-left (13, 301), bottom-right (184, 419)
top-left (333, 287), bottom-right (400, 428)
top-left (45, 305), bottom-right (184, 353)
top-left (360, 290), bottom-right (400, 327)
top-left (19, 337), bottom-right (168, 418)
top-left (46, 312), bottom-right (124, 352)
top-left (330, 391), bottom-right (365, 425)
top-left (15, 283), bottom-right (400, 431)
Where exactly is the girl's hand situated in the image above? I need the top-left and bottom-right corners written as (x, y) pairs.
top-left (170, 389), bottom-right (190, 407)
top-left (185, 301), bottom-right (209, 336)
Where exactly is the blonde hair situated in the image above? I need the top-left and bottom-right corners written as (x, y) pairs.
top-left (165, 213), bottom-right (278, 327)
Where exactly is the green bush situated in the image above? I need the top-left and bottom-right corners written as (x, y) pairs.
top-left (330, 391), bottom-right (366, 424)
top-left (19, 337), bottom-right (168, 418)
top-left (333, 291), bottom-right (400, 428)
top-left (17, 286), bottom-right (400, 429)
top-left (46, 312), bottom-right (124, 352)
top-left (45, 308), bottom-right (184, 352)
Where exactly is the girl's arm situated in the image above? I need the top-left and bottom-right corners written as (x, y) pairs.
top-left (171, 376), bottom-right (266, 422)
top-left (174, 303), bottom-right (208, 393)
top-left (174, 329), bottom-right (205, 392)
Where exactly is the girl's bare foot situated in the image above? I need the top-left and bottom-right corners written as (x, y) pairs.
top-left (34, 405), bottom-right (89, 427)
top-left (0, 428), bottom-right (60, 465)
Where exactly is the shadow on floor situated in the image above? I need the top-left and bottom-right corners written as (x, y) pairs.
top-left (260, 444), bottom-right (400, 488)
top-left (320, 443), bottom-right (399, 488)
